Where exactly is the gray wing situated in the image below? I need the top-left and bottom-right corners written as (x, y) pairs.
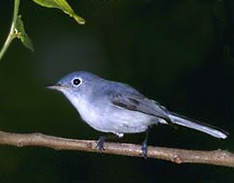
top-left (104, 82), bottom-right (171, 123)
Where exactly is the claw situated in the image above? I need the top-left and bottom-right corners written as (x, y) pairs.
top-left (96, 136), bottom-right (106, 151)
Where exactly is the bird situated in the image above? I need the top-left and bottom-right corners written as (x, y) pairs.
top-left (48, 71), bottom-right (228, 157)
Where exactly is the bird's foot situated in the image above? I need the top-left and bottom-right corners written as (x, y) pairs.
top-left (141, 139), bottom-right (148, 159)
top-left (96, 136), bottom-right (106, 151)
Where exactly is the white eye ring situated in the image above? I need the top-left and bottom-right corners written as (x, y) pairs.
top-left (72, 77), bottom-right (82, 87)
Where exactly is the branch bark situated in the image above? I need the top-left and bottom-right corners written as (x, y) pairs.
top-left (0, 131), bottom-right (233, 168)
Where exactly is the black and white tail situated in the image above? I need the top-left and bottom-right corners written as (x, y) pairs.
top-left (168, 113), bottom-right (228, 139)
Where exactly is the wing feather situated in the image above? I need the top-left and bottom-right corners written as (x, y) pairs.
top-left (103, 83), bottom-right (171, 122)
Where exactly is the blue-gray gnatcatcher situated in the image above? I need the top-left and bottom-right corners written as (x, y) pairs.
top-left (48, 71), bottom-right (228, 156)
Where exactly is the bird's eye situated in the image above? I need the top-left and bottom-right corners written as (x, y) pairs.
top-left (72, 78), bottom-right (82, 87)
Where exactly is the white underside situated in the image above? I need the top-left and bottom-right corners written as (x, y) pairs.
top-left (63, 91), bottom-right (153, 137)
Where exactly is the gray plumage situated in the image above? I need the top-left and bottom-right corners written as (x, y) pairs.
top-left (48, 71), bottom-right (228, 139)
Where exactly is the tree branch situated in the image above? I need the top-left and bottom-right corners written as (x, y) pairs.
top-left (0, 131), bottom-right (233, 168)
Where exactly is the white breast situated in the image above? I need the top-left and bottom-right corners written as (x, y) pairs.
top-left (63, 91), bottom-right (106, 131)
top-left (62, 91), bottom-right (154, 135)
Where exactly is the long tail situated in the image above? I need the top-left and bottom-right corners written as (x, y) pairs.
top-left (168, 113), bottom-right (228, 139)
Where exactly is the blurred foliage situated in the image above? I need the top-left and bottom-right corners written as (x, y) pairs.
top-left (32, 0), bottom-right (85, 24)
top-left (15, 15), bottom-right (34, 51)
top-left (0, 0), bottom-right (84, 60)
top-left (0, 0), bottom-right (233, 183)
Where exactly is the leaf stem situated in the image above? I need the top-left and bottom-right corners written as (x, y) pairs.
top-left (0, 0), bottom-right (21, 61)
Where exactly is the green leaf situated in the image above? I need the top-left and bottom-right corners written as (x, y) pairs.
top-left (15, 15), bottom-right (34, 52)
top-left (32, 0), bottom-right (85, 25)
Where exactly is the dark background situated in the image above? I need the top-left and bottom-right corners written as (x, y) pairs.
top-left (0, 0), bottom-right (234, 182)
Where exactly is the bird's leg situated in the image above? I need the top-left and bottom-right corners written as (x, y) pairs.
top-left (96, 136), bottom-right (107, 151)
top-left (141, 129), bottom-right (149, 159)
top-left (96, 133), bottom-right (123, 151)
